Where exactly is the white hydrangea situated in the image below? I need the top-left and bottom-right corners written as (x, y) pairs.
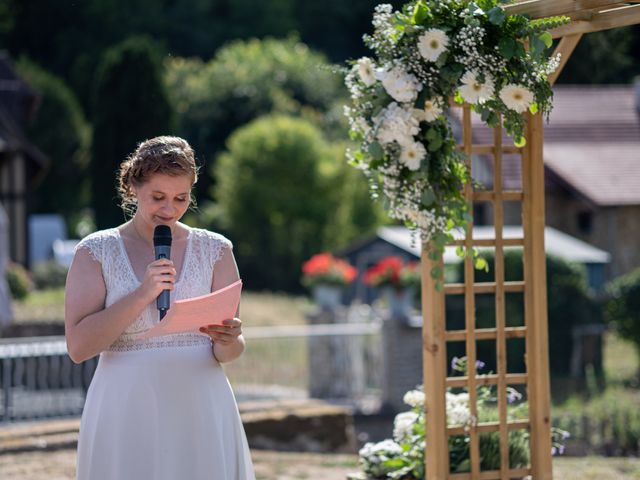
top-left (393, 411), bottom-right (419, 442)
top-left (403, 389), bottom-right (425, 408)
top-left (418, 29), bottom-right (450, 62)
top-left (376, 65), bottom-right (422, 103)
top-left (499, 84), bottom-right (534, 113)
top-left (399, 141), bottom-right (426, 171)
top-left (359, 439), bottom-right (404, 459)
top-left (375, 102), bottom-right (420, 147)
top-left (446, 392), bottom-right (473, 427)
top-left (357, 57), bottom-right (377, 86)
top-left (459, 71), bottom-right (495, 105)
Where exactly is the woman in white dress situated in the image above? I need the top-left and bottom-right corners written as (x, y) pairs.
top-left (65, 136), bottom-right (255, 480)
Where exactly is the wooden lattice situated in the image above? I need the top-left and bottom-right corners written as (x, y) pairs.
top-left (421, 109), bottom-right (552, 480)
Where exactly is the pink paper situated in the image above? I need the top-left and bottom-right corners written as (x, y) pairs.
top-left (139, 280), bottom-right (242, 340)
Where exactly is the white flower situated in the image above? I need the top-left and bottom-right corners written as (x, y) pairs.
top-left (399, 141), bottom-right (426, 171)
top-left (357, 57), bottom-right (377, 86)
top-left (418, 29), bottom-right (449, 62)
top-left (422, 97), bottom-right (443, 122)
top-left (376, 66), bottom-right (422, 103)
top-left (393, 411), bottom-right (419, 442)
top-left (459, 71), bottom-right (494, 104)
top-left (403, 389), bottom-right (425, 408)
top-left (499, 84), bottom-right (534, 113)
top-left (446, 392), bottom-right (472, 427)
top-left (375, 102), bottom-right (420, 147)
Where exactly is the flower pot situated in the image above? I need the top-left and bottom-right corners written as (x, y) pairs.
top-left (312, 284), bottom-right (342, 310)
top-left (383, 286), bottom-right (415, 318)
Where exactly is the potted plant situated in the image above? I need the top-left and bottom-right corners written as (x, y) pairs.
top-left (302, 253), bottom-right (357, 309)
top-left (363, 256), bottom-right (420, 317)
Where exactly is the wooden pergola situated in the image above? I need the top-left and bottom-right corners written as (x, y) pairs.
top-left (421, 2), bottom-right (640, 479)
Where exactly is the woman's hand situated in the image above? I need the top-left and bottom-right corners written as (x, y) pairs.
top-left (200, 318), bottom-right (243, 345)
top-left (138, 258), bottom-right (176, 303)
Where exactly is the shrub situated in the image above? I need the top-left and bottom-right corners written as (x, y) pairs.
top-left (6, 262), bottom-right (32, 300)
top-left (32, 261), bottom-right (69, 290)
top-left (605, 267), bottom-right (640, 375)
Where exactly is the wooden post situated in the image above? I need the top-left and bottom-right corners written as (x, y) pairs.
top-left (422, 249), bottom-right (448, 480)
top-left (522, 112), bottom-right (553, 479)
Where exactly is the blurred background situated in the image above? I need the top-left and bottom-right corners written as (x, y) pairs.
top-left (1, 1), bottom-right (640, 478)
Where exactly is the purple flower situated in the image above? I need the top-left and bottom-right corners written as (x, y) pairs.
top-left (475, 360), bottom-right (486, 371)
top-left (451, 356), bottom-right (461, 372)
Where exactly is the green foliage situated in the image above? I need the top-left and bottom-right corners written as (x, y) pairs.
top-left (15, 58), bottom-right (91, 231)
top-left (165, 36), bottom-right (347, 199)
top-left (448, 250), bottom-right (602, 377)
top-left (213, 114), bottom-right (382, 291)
top-left (605, 267), bottom-right (640, 374)
top-left (90, 35), bottom-right (175, 229)
top-left (31, 261), bottom-right (69, 290)
top-left (6, 262), bottom-right (32, 300)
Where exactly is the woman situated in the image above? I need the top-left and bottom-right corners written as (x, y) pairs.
top-left (65, 136), bottom-right (255, 479)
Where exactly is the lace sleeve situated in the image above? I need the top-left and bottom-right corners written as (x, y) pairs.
top-left (73, 232), bottom-right (104, 265)
top-left (207, 232), bottom-right (233, 266)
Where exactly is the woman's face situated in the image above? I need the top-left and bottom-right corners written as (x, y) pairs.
top-left (132, 173), bottom-right (192, 229)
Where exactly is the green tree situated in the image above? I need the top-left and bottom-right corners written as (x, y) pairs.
top-left (606, 268), bottom-right (640, 378)
top-left (213, 114), bottom-right (382, 291)
top-left (165, 36), bottom-right (347, 200)
top-left (15, 58), bottom-right (91, 232)
top-left (91, 35), bottom-right (175, 229)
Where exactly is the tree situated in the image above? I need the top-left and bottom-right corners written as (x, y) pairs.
top-left (606, 268), bottom-right (640, 378)
top-left (213, 114), bottom-right (383, 291)
top-left (165, 36), bottom-right (347, 201)
top-left (16, 58), bottom-right (91, 233)
top-left (90, 35), bottom-right (175, 229)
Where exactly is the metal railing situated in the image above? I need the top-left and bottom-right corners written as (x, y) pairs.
top-left (0, 321), bottom-right (383, 422)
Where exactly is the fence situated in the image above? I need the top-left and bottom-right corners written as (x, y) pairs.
top-left (0, 321), bottom-right (383, 422)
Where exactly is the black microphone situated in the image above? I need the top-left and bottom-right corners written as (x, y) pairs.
top-left (153, 225), bottom-right (172, 320)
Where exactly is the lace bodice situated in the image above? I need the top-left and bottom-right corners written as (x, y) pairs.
top-left (74, 227), bottom-right (233, 352)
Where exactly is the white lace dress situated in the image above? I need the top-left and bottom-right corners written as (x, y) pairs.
top-left (74, 227), bottom-right (255, 480)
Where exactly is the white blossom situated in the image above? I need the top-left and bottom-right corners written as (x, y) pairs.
top-left (459, 71), bottom-right (494, 105)
top-left (403, 389), bottom-right (425, 408)
top-left (376, 66), bottom-right (422, 103)
top-left (393, 411), bottom-right (419, 442)
top-left (399, 141), bottom-right (426, 171)
top-left (375, 102), bottom-right (420, 147)
top-left (446, 392), bottom-right (472, 427)
top-left (418, 29), bottom-right (449, 62)
top-left (422, 97), bottom-right (444, 122)
top-left (499, 84), bottom-right (534, 113)
top-left (357, 57), bottom-right (377, 86)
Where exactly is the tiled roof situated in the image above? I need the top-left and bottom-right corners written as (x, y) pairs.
top-left (456, 85), bottom-right (640, 205)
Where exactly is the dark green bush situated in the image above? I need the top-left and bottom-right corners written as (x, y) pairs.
top-left (32, 261), bottom-right (69, 290)
top-left (6, 262), bottom-right (32, 300)
top-left (605, 267), bottom-right (640, 375)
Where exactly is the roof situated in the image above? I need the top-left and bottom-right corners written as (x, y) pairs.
top-left (455, 85), bottom-right (640, 206)
top-left (377, 225), bottom-right (611, 264)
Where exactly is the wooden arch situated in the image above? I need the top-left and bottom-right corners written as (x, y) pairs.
top-left (421, 2), bottom-right (640, 479)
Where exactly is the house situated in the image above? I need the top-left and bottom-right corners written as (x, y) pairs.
top-left (456, 83), bottom-right (640, 281)
top-left (0, 52), bottom-right (48, 267)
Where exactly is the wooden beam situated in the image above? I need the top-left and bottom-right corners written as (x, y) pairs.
top-left (504, 0), bottom-right (630, 18)
top-left (549, 4), bottom-right (640, 38)
top-left (548, 33), bottom-right (583, 85)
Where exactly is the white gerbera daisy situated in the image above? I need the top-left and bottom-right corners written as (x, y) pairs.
top-left (399, 141), bottom-right (426, 171)
top-left (357, 57), bottom-right (376, 87)
top-left (423, 97), bottom-right (443, 122)
top-left (499, 84), bottom-right (535, 113)
top-left (459, 71), bottom-right (494, 105)
top-left (418, 29), bottom-right (449, 62)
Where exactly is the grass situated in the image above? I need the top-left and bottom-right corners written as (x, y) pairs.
top-left (12, 287), bottom-right (65, 324)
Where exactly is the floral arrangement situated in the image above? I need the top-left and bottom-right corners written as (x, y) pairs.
top-left (363, 256), bottom-right (420, 290)
top-left (356, 357), bottom-right (569, 478)
top-left (301, 252), bottom-right (358, 288)
top-left (344, 0), bottom-right (570, 271)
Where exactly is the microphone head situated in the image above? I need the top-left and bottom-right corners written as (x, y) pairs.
top-left (153, 225), bottom-right (172, 247)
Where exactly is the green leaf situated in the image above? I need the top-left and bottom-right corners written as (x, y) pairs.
top-left (428, 137), bottom-right (443, 152)
top-left (456, 246), bottom-right (465, 257)
top-left (539, 31), bottom-right (553, 48)
top-left (514, 136), bottom-right (527, 148)
top-left (435, 281), bottom-right (444, 292)
top-left (475, 256), bottom-right (489, 272)
top-left (529, 103), bottom-right (539, 114)
top-left (368, 142), bottom-right (384, 160)
top-left (414, 88), bottom-right (429, 109)
top-left (498, 38), bottom-right (516, 59)
top-left (487, 6), bottom-right (506, 26)
top-left (422, 188), bottom-right (436, 206)
top-left (431, 266), bottom-right (442, 278)
top-left (411, 1), bottom-right (430, 25)
top-left (454, 91), bottom-right (464, 104)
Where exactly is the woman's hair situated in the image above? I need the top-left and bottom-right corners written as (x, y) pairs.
top-left (117, 136), bottom-right (199, 215)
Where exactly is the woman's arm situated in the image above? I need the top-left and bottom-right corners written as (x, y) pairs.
top-left (202, 245), bottom-right (246, 363)
top-left (64, 248), bottom-right (176, 363)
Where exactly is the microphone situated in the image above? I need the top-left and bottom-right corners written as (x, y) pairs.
top-left (153, 225), bottom-right (172, 320)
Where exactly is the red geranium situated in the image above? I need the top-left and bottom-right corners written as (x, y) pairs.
top-left (363, 256), bottom-right (420, 289)
top-left (302, 253), bottom-right (357, 287)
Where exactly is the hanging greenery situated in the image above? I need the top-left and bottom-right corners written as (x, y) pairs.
top-left (344, 0), bottom-right (570, 280)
